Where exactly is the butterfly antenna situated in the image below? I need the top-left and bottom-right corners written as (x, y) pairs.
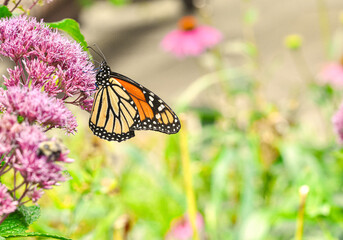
top-left (87, 44), bottom-right (107, 63)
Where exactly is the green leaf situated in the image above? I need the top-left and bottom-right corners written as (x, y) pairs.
top-left (0, 6), bottom-right (12, 19)
top-left (3, 232), bottom-right (71, 240)
top-left (0, 205), bottom-right (40, 236)
top-left (78, 0), bottom-right (94, 7)
top-left (108, 0), bottom-right (128, 6)
top-left (0, 205), bottom-right (70, 239)
top-left (47, 19), bottom-right (88, 52)
top-left (17, 115), bottom-right (24, 123)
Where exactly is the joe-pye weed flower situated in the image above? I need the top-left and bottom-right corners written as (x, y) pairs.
top-left (0, 16), bottom-right (95, 224)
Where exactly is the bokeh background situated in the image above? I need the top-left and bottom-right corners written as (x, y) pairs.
top-left (18, 0), bottom-right (343, 239)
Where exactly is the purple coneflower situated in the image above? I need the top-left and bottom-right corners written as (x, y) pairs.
top-left (161, 16), bottom-right (222, 58)
top-left (0, 15), bottom-right (95, 111)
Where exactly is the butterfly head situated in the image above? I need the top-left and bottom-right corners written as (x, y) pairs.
top-left (96, 61), bottom-right (112, 86)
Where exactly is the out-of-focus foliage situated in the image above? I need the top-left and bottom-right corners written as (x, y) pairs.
top-left (29, 2), bottom-right (343, 240)
top-left (30, 63), bottom-right (343, 240)
top-left (78, 0), bottom-right (129, 7)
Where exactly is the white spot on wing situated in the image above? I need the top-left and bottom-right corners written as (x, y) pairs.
top-left (158, 105), bottom-right (165, 111)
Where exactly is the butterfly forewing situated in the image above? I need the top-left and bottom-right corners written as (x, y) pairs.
top-left (89, 78), bottom-right (140, 142)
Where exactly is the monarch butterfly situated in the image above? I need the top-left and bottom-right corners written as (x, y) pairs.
top-left (89, 61), bottom-right (181, 142)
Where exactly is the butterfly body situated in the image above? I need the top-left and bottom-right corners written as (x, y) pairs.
top-left (89, 61), bottom-right (181, 142)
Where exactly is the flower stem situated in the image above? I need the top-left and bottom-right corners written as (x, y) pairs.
top-left (17, 182), bottom-right (29, 203)
top-left (11, 0), bottom-right (22, 12)
top-left (295, 185), bottom-right (310, 240)
top-left (180, 116), bottom-right (199, 240)
top-left (10, 181), bottom-right (25, 193)
top-left (13, 169), bottom-right (17, 197)
top-left (27, 0), bottom-right (39, 13)
top-left (0, 154), bottom-right (14, 176)
top-left (0, 213), bottom-right (10, 225)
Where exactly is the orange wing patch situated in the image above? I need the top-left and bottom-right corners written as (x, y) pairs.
top-left (116, 79), bottom-right (145, 100)
top-left (116, 78), bottom-right (154, 121)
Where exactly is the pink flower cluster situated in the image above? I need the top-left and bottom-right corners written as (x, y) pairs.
top-left (0, 16), bottom-right (93, 222)
top-left (0, 113), bottom-right (72, 216)
top-left (0, 87), bottom-right (77, 134)
top-left (0, 184), bottom-right (18, 216)
top-left (0, 16), bottom-right (95, 111)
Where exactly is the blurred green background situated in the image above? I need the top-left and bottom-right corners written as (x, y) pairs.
top-left (23, 0), bottom-right (343, 239)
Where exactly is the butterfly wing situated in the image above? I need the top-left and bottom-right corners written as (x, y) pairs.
top-left (89, 80), bottom-right (141, 142)
top-left (89, 65), bottom-right (181, 142)
top-left (110, 72), bottom-right (181, 134)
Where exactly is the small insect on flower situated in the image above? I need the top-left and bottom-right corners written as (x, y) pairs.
top-left (37, 139), bottom-right (67, 162)
top-left (88, 48), bottom-right (181, 142)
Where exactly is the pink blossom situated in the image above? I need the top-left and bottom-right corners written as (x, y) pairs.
top-left (15, 149), bottom-right (66, 189)
top-left (0, 184), bottom-right (18, 215)
top-left (11, 125), bottom-right (72, 190)
top-left (166, 212), bottom-right (204, 240)
top-left (27, 187), bottom-right (44, 203)
top-left (333, 103), bottom-right (343, 142)
top-left (0, 113), bottom-right (23, 156)
top-left (0, 16), bottom-right (77, 220)
top-left (318, 62), bottom-right (343, 88)
top-left (0, 87), bottom-right (77, 134)
top-left (161, 16), bottom-right (222, 57)
top-left (0, 16), bottom-right (95, 109)
top-left (0, 113), bottom-right (72, 202)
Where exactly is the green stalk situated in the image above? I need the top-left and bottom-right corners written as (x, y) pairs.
top-left (180, 116), bottom-right (200, 240)
top-left (295, 185), bottom-right (310, 240)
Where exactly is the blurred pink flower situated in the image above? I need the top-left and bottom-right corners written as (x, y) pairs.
top-left (161, 16), bottom-right (222, 57)
top-left (333, 103), bottom-right (343, 142)
top-left (0, 87), bottom-right (77, 134)
top-left (0, 184), bottom-right (18, 216)
top-left (0, 16), bottom-right (95, 110)
top-left (318, 62), bottom-right (343, 88)
top-left (166, 212), bottom-right (204, 240)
